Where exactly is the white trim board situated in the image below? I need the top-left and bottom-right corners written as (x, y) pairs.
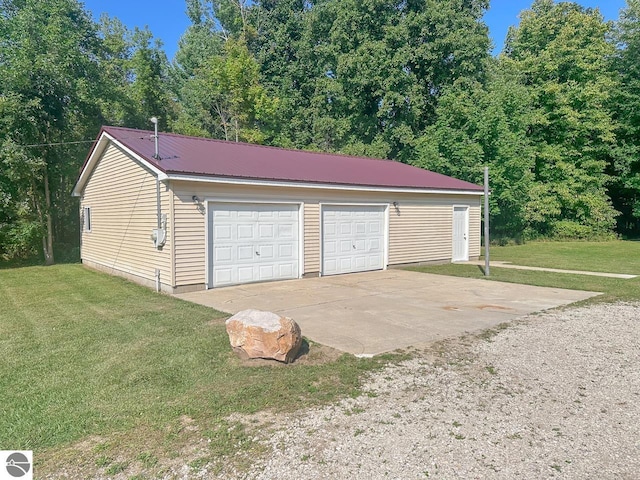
top-left (167, 174), bottom-right (483, 196)
top-left (72, 132), bottom-right (167, 196)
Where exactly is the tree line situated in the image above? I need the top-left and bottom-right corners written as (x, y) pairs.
top-left (1, 0), bottom-right (639, 263)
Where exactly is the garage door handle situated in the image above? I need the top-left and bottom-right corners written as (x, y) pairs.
top-left (352, 244), bottom-right (356, 249)
top-left (256, 251), bottom-right (260, 256)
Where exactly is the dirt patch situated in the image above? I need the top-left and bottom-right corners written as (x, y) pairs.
top-left (207, 316), bottom-right (228, 326)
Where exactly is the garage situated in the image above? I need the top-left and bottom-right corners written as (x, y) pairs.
top-left (322, 204), bottom-right (386, 275)
top-left (208, 203), bottom-right (300, 287)
top-left (75, 126), bottom-right (484, 293)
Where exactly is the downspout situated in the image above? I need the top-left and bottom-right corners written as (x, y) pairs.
top-left (156, 177), bottom-right (162, 294)
top-left (156, 177), bottom-right (162, 230)
top-left (151, 117), bottom-right (161, 232)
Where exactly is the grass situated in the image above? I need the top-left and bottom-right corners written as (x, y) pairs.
top-left (0, 265), bottom-right (389, 476)
top-left (489, 240), bottom-right (640, 275)
top-left (3, 241), bottom-right (638, 475)
top-left (409, 240), bottom-right (640, 303)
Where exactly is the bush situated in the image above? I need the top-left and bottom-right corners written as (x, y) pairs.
top-left (550, 220), bottom-right (618, 241)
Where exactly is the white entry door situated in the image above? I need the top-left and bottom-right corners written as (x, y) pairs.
top-left (452, 206), bottom-right (469, 262)
top-left (208, 203), bottom-right (299, 287)
top-left (322, 205), bottom-right (385, 276)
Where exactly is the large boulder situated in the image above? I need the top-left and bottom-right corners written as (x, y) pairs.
top-left (225, 309), bottom-right (302, 363)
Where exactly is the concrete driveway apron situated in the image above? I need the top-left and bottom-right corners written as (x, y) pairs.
top-left (175, 270), bottom-right (598, 355)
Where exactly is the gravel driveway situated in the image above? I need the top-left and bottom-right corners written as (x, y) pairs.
top-left (233, 303), bottom-right (639, 479)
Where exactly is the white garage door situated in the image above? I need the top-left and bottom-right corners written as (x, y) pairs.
top-left (208, 203), bottom-right (299, 287)
top-left (322, 205), bottom-right (385, 276)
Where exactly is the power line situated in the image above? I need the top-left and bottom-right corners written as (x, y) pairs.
top-left (19, 135), bottom-right (153, 148)
top-left (20, 139), bottom-right (97, 148)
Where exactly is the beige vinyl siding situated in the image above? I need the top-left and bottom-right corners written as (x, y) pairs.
top-left (80, 143), bottom-right (172, 289)
top-left (171, 181), bottom-right (482, 287)
top-left (173, 189), bottom-right (207, 286)
top-left (388, 203), bottom-right (452, 264)
top-left (303, 202), bottom-right (320, 274)
top-left (388, 197), bottom-right (481, 265)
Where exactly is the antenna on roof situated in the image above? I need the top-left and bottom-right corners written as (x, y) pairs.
top-left (150, 116), bottom-right (159, 160)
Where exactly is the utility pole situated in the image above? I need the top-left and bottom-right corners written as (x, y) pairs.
top-left (484, 166), bottom-right (490, 276)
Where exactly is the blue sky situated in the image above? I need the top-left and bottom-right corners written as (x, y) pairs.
top-left (82, 0), bottom-right (628, 60)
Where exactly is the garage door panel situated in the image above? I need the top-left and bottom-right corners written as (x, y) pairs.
top-left (369, 255), bottom-right (382, 268)
top-left (324, 222), bottom-right (336, 236)
top-left (279, 244), bottom-right (294, 257)
top-left (278, 264), bottom-right (294, 276)
top-left (214, 246), bottom-right (232, 262)
top-left (214, 268), bottom-right (232, 284)
top-left (278, 224), bottom-right (294, 238)
top-left (209, 203), bottom-right (299, 287)
top-left (258, 224), bottom-right (274, 239)
top-left (237, 224), bottom-right (254, 240)
top-left (324, 258), bottom-right (337, 272)
top-left (339, 258), bottom-right (352, 271)
top-left (277, 209), bottom-right (295, 219)
top-left (258, 264), bottom-right (274, 279)
top-left (238, 266), bottom-right (254, 282)
top-left (258, 244), bottom-right (275, 259)
top-left (214, 225), bottom-right (232, 240)
top-left (322, 205), bottom-right (386, 276)
top-left (339, 223), bottom-right (351, 235)
top-left (258, 210), bottom-right (275, 219)
top-left (237, 245), bottom-right (254, 261)
top-left (236, 209), bottom-right (255, 218)
top-left (354, 239), bottom-right (366, 251)
top-left (324, 240), bottom-right (337, 254)
top-left (339, 240), bottom-right (352, 253)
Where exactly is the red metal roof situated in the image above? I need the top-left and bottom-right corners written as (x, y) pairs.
top-left (98, 126), bottom-right (483, 192)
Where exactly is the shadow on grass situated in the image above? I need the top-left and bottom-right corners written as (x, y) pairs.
top-left (0, 258), bottom-right (81, 270)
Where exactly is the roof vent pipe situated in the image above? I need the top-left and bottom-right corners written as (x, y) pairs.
top-left (150, 116), bottom-right (159, 160)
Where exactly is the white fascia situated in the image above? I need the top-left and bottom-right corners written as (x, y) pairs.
top-left (165, 173), bottom-right (483, 196)
top-left (72, 132), bottom-right (168, 197)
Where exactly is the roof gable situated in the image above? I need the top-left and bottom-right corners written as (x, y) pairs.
top-left (74, 126), bottom-right (483, 196)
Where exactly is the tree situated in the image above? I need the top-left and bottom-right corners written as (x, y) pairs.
top-left (0, 0), bottom-right (104, 263)
top-left (610, 0), bottom-right (640, 235)
top-left (413, 59), bottom-right (536, 240)
top-left (97, 16), bottom-right (174, 130)
top-left (254, 0), bottom-right (491, 158)
top-left (0, 0), bottom-right (173, 263)
top-left (503, 0), bottom-right (619, 238)
top-left (172, 1), bottom-right (277, 142)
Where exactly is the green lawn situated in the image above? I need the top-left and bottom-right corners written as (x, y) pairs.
top-left (410, 240), bottom-right (640, 303)
top-left (3, 242), bottom-right (638, 476)
top-left (0, 265), bottom-right (386, 476)
top-left (489, 240), bottom-right (640, 275)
